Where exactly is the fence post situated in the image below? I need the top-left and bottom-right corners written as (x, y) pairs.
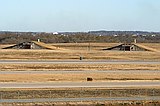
top-left (152, 89), bottom-right (155, 96)
top-left (124, 90), bottom-right (126, 97)
top-left (33, 91), bottom-right (34, 99)
top-left (0, 93), bottom-right (2, 105)
top-left (109, 90), bottom-right (112, 97)
top-left (80, 87), bottom-right (83, 98)
top-left (49, 91), bottom-right (51, 98)
top-left (0, 93), bottom-right (2, 100)
top-left (18, 91), bottom-right (19, 99)
top-left (145, 89), bottom-right (148, 96)
top-left (138, 90), bottom-right (141, 97)
top-left (94, 89), bottom-right (97, 97)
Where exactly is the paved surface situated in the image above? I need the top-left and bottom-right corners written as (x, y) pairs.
top-left (0, 70), bottom-right (160, 74)
top-left (0, 81), bottom-right (160, 88)
top-left (0, 97), bottom-right (160, 103)
top-left (0, 60), bottom-right (159, 64)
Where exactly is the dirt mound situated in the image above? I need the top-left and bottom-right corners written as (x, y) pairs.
top-left (32, 41), bottom-right (65, 50)
top-left (134, 43), bottom-right (159, 52)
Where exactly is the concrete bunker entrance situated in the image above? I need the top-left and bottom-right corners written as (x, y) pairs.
top-left (122, 45), bottom-right (131, 51)
top-left (22, 44), bottom-right (32, 49)
top-left (103, 43), bottom-right (153, 51)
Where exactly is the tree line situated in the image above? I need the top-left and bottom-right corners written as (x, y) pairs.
top-left (0, 31), bottom-right (159, 44)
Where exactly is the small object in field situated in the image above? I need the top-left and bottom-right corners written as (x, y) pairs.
top-left (80, 56), bottom-right (83, 60)
top-left (87, 77), bottom-right (93, 81)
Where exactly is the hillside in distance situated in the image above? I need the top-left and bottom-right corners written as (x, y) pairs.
top-left (87, 30), bottom-right (160, 36)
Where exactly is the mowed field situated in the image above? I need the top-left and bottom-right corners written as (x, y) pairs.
top-left (0, 43), bottom-right (159, 83)
top-left (0, 43), bottom-right (160, 105)
top-left (0, 43), bottom-right (159, 60)
top-left (0, 70), bottom-right (160, 82)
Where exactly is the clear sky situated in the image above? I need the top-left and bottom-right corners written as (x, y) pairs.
top-left (0, 0), bottom-right (160, 32)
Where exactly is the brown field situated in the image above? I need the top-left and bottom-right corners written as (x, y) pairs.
top-left (2, 101), bottom-right (160, 106)
top-left (0, 71), bottom-right (160, 82)
top-left (0, 88), bottom-right (160, 99)
top-left (50, 43), bottom-right (120, 50)
top-left (0, 43), bottom-right (159, 82)
top-left (0, 63), bottom-right (159, 82)
top-left (0, 63), bottom-right (159, 71)
top-left (1, 88), bottom-right (160, 105)
top-left (140, 43), bottom-right (160, 51)
top-left (0, 43), bottom-right (159, 60)
top-left (0, 49), bottom-right (159, 60)
top-left (0, 43), bottom-right (159, 104)
top-left (51, 43), bottom-right (160, 51)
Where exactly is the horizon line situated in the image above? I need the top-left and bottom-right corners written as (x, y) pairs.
top-left (0, 30), bottom-right (160, 33)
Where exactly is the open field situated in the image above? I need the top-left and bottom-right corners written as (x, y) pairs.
top-left (2, 101), bottom-right (160, 106)
top-left (140, 43), bottom-right (160, 51)
top-left (51, 43), bottom-right (160, 51)
top-left (0, 88), bottom-right (160, 99)
top-left (0, 63), bottom-right (159, 71)
top-left (0, 60), bottom-right (159, 82)
top-left (51, 43), bottom-right (120, 50)
top-left (0, 43), bottom-right (159, 60)
top-left (0, 88), bottom-right (160, 105)
top-left (2, 43), bottom-right (159, 51)
top-left (0, 71), bottom-right (160, 82)
top-left (0, 88), bottom-right (160, 106)
top-left (0, 43), bottom-right (159, 104)
top-left (0, 50), bottom-right (159, 60)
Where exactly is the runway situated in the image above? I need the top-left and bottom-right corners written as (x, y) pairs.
top-left (0, 70), bottom-right (160, 74)
top-left (0, 97), bottom-right (160, 103)
top-left (0, 81), bottom-right (160, 88)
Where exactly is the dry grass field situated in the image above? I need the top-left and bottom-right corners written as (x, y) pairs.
top-left (1, 87), bottom-right (160, 105)
top-left (0, 70), bottom-right (160, 82)
top-left (0, 43), bottom-right (159, 83)
top-left (0, 63), bottom-right (159, 71)
top-left (140, 43), bottom-right (160, 51)
top-left (0, 43), bottom-right (159, 104)
top-left (0, 49), bottom-right (159, 60)
top-left (0, 43), bottom-right (159, 60)
top-left (50, 43), bottom-right (120, 50)
top-left (0, 88), bottom-right (160, 99)
top-left (2, 101), bottom-right (160, 106)
top-left (0, 88), bottom-right (160, 106)
top-left (51, 43), bottom-right (160, 51)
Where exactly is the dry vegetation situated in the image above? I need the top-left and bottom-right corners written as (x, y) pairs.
top-left (1, 88), bottom-right (160, 105)
top-left (0, 63), bottom-right (160, 71)
top-left (0, 49), bottom-right (159, 60)
top-left (0, 63), bottom-right (159, 82)
top-left (0, 43), bottom-right (159, 82)
top-left (50, 43), bottom-right (120, 50)
top-left (140, 43), bottom-right (160, 51)
top-left (0, 43), bottom-right (159, 104)
top-left (0, 43), bottom-right (159, 60)
top-left (2, 101), bottom-right (160, 106)
top-left (0, 88), bottom-right (160, 99)
top-left (0, 70), bottom-right (160, 82)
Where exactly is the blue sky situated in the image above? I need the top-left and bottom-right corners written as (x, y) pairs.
top-left (0, 0), bottom-right (160, 32)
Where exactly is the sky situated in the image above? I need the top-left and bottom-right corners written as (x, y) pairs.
top-left (0, 0), bottom-right (160, 32)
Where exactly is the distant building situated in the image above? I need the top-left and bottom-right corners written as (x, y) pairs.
top-left (113, 35), bottom-right (118, 37)
top-left (151, 34), bottom-right (156, 37)
top-left (132, 34), bottom-right (137, 37)
top-left (53, 32), bottom-right (59, 35)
